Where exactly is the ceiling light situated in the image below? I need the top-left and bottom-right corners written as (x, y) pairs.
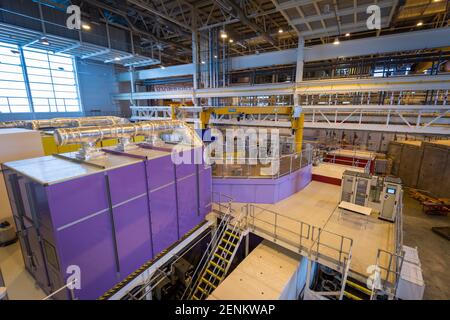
top-left (416, 21), bottom-right (423, 26)
top-left (345, 33), bottom-right (350, 37)
top-left (81, 23), bottom-right (91, 31)
top-left (278, 28), bottom-right (283, 34)
top-left (40, 37), bottom-right (50, 45)
top-left (220, 31), bottom-right (228, 39)
top-left (214, 55), bottom-right (218, 59)
top-left (229, 39), bottom-right (234, 43)
top-left (333, 37), bottom-right (340, 45)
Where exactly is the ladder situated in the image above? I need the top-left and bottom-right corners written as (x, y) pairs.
top-left (343, 278), bottom-right (372, 300)
top-left (190, 225), bottom-right (242, 300)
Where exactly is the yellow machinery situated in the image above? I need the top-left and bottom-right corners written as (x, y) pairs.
top-left (41, 134), bottom-right (145, 155)
top-left (198, 106), bottom-right (305, 153)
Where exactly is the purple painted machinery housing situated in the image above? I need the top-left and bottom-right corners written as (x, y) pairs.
top-left (2, 144), bottom-right (211, 300)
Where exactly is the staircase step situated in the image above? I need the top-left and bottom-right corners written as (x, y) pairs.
top-left (209, 261), bottom-right (225, 272)
top-left (346, 280), bottom-right (372, 296)
top-left (222, 238), bottom-right (237, 246)
top-left (225, 231), bottom-right (240, 239)
top-left (201, 278), bottom-right (217, 289)
top-left (218, 245), bottom-right (233, 255)
top-left (205, 269), bottom-right (222, 281)
top-left (214, 253), bottom-right (230, 263)
top-left (344, 291), bottom-right (362, 300)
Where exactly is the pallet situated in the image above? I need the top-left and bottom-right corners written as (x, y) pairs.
top-left (431, 227), bottom-right (450, 241)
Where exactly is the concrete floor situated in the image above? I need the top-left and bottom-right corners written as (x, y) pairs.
top-left (0, 241), bottom-right (46, 300)
top-left (402, 193), bottom-right (450, 300)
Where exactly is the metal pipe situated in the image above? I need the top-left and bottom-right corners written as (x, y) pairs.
top-left (54, 120), bottom-right (202, 147)
top-left (26, 116), bottom-right (129, 130)
top-left (0, 121), bottom-right (28, 128)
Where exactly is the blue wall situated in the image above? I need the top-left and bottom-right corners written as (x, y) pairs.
top-left (76, 59), bottom-right (121, 116)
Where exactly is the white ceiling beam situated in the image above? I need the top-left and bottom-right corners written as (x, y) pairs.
top-left (300, 17), bottom-right (390, 37)
top-left (289, 0), bottom-right (394, 25)
top-left (275, 0), bottom-right (316, 11)
top-left (118, 27), bottom-right (450, 81)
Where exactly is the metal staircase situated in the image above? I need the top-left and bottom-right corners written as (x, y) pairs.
top-left (181, 193), bottom-right (245, 300)
top-left (190, 225), bottom-right (242, 300)
top-left (343, 278), bottom-right (372, 300)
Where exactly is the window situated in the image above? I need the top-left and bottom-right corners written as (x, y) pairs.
top-left (0, 42), bottom-right (29, 113)
top-left (0, 41), bottom-right (82, 114)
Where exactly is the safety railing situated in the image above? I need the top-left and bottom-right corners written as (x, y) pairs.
top-left (212, 192), bottom-right (233, 215)
top-left (42, 279), bottom-right (76, 300)
top-left (181, 194), bottom-right (235, 300)
top-left (370, 249), bottom-right (405, 300)
top-left (244, 204), bottom-right (311, 255)
top-left (322, 151), bottom-right (373, 173)
top-left (211, 197), bottom-right (355, 300)
top-left (309, 227), bottom-right (353, 274)
top-left (369, 191), bottom-right (405, 300)
top-left (212, 146), bottom-right (313, 179)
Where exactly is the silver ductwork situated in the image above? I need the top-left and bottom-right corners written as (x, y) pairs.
top-left (53, 120), bottom-right (202, 160)
top-left (0, 121), bottom-right (28, 129)
top-left (27, 116), bottom-right (129, 130)
top-left (1, 117), bottom-right (129, 130)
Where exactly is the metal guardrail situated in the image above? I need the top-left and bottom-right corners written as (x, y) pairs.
top-left (212, 147), bottom-right (313, 179)
top-left (245, 204), bottom-right (311, 255)
top-left (323, 152), bottom-right (373, 173)
top-left (370, 192), bottom-right (405, 300)
top-left (42, 279), bottom-right (76, 300)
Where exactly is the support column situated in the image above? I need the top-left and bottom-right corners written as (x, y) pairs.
top-left (191, 11), bottom-right (199, 105)
top-left (293, 37), bottom-right (305, 153)
top-left (129, 67), bottom-right (135, 107)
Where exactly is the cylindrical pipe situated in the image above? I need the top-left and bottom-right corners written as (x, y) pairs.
top-left (54, 120), bottom-right (202, 147)
top-left (27, 116), bottom-right (129, 130)
top-left (0, 121), bottom-right (27, 128)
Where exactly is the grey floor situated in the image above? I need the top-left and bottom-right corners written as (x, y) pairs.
top-left (402, 193), bottom-right (450, 300)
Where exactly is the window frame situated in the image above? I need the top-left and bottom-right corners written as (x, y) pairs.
top-left (0, 41), bottom-right (83, 114)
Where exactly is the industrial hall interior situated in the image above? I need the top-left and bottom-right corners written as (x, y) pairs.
top-left (0, 0), bottom-right (449, 302)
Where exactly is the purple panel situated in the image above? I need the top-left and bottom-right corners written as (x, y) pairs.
top-left (46, 173), bottom-right (108, 229)
top-left (199, 167), bottom-right (212, 217)
top-left (107, 162), bottom-right (147, 205)
top-left (146, 155), bottom-right (175, 190)
top-left (113, 197), bottom-right (152, 277)
top-left (177, 174), bottom-right (200, 236)
top-left (212, 165), bottom-right (312, 204)
top-left (255, 185), bottom-right (277, 203)
top-left (55, 211), bottom-right (118, 300)
top-left (175, 147), bottom-right (203, 178)
top-left (149, 184), bottom-right (178, 256)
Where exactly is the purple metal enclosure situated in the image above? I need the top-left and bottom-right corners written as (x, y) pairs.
top-left (212, 165), bottom-right (312, 204)
top-left (2, 144), bottom-right (212, 300)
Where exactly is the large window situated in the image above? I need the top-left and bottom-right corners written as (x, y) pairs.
top-left (0, 42), bottom-right (29, 113)
top-left (0, 41), bottom-right (82, 114)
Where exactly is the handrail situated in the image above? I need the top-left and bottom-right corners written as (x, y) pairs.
top-left (42, 279), bottom-right (76, 300)
top-left (182, 213), bottom-right (232, 299)
top-left (369, 190), bottom-right (405, 300)
top-left (212, 146), bottom-right (313, 179)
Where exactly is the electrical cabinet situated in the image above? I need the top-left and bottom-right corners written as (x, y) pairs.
top-left (380, 176), bottom-right (402, 222)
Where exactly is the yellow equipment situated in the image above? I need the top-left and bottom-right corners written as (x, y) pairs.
top-left (198, 106), bottom-right (305, 153)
